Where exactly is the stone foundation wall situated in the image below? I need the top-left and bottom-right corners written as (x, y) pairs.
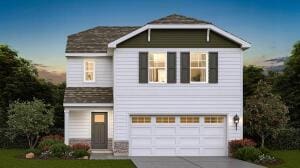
top-left (113, 140), bottom-right (129, 156)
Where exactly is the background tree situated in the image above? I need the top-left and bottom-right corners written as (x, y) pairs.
top-left (244, 80), bottom-right (289, 147)
top-left (7, 99), bottom-right (54, 148)
top-left (274, 41), bottom-right (300, 128)
top-left (243, 65), bottom-right (265, 99)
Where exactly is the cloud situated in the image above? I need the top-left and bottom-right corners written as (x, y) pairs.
top-left (34, 63), bottom-right (66, 84)
top-left (264, 57), bottom-right (287, 64)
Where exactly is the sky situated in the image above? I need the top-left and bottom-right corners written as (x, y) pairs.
top-left (0, 0), bottom-right (300, 73)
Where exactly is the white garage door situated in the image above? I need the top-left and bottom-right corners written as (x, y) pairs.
top-left (129, 115), bottom-right (227, 156)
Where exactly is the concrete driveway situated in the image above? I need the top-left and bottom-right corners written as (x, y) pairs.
top-left (131, 156), bottom-right (265, 168)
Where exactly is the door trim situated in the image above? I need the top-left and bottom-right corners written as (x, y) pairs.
top-left (91, 112), bottom-right (108, 149)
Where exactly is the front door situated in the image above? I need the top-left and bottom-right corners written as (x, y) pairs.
top-left (91, 112), bottom-right (108, 149)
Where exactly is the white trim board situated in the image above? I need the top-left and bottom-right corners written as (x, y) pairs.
top-left (65, 53), bottom-right (111, 57)
top-left (108, 24), bottom-right (251, 49)
top-left (63, 103), bottom-right (113, 107)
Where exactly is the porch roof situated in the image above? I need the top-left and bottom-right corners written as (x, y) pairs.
top-left (64, 87), bottom-right (113, 103)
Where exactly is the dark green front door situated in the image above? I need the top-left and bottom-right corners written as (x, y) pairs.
top-left (91, 112), bottom-right (108, 149)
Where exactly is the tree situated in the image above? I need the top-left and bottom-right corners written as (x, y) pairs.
top-left (274, 41), bottom-right (300, 128)
top-left (7, 99), bottom-right (54, 148)
top-left (243, 65), bottom-right (265, 99)
top-left (244, 80), bottom-right (289, 147)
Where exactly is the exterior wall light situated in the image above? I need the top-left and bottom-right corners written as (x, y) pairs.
top-left (233, 114), bottom-right (240, 131)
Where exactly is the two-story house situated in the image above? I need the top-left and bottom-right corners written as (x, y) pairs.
top-left (63, 14), bottom-right (250, 156)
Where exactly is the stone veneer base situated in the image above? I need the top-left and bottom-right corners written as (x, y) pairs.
top-left (113, 140), bottom-right (129, 156)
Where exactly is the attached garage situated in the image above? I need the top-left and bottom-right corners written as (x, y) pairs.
top-left (129, 115), bottom-right (227, 156)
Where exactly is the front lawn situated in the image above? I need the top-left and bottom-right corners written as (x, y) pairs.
top-left (0, 149), bottom-right (136, 168)
top-left (269, 150), bottom-right (300, 168)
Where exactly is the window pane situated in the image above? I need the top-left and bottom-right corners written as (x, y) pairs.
top-left (85, 72), bottom-right (94, 81)
top-left (156, 116), bottom-right (175, 123)
top-left (94, 115), bottom-right (104, 123)
top-left (149, 53), bottom-right (166, 83)
top-left (149, 68), bottom-right (166, 83)
top-left (180, 116), bottom-right (199, 123)
top-left (191, 69), bottom-right (206, 82)
top-left (86, 62), bottom-right (94, 71)
top-left (132, 116), bottom-right (151, 124)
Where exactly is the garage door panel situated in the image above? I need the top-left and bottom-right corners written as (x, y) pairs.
top-left (178, 137), bottom-right (200, 146)
top-left (131, 126), bottom-right (151, 136)
top-left (203, 148), bottom-right (226, 156)
top-left (153, 148), bottom-right (176, 156)
top-left (177, 126), bottom-right (200, 135)
top-left (131, 137), bottom-right (152, 146)
top-left (154, 126), bottom-right (176, 135)
top-left (154, 137), bottom-right (176, 146)
top-left (202, 127), bottom-right (225, 136)
top-left (131, 148), bottom-right (152, 156)
top-left (178, 148), bottom-right (201, 156)
top-left (202, 137), bottom-right (225, 147)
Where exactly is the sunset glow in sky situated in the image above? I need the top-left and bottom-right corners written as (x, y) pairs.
top-left (1, 0), bottom-right (300, 73)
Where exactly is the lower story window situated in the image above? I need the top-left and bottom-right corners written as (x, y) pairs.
top-left (132, 116), bottom-right (151, 123)
top-left (156, 116), bottom-right (175, 123)
top-left (204, 116), bottom-right (224, 123)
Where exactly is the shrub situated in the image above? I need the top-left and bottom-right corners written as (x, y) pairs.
top-left (266, 128), bottom-right (300, 150)
top-left (233, 147), bottom-right (262, 162)
top-left (71, 143), bottom-right (90, 151)
top-left (229, 139), bottom-right (256, 154)
top-left (38, 139), bottom-right (62, 151)
top-left (259, 147), bottom-right (271, 155)
top-left (41, 134), bottom-right (64, 142)
top-left (71, 149), bottom-right (90, 158)
top-left (49, 143), bottom-right (70, 158)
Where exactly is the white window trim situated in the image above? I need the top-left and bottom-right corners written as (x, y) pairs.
top-left (190, 52), bottom-right (209, 83)
top-left (148, 52), bottom-right (167, 84)
top-left (83, 59), bottom-right (95, 82)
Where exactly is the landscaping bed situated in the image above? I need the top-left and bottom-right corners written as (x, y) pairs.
top-left (0, 149), bottom-right (136, 168)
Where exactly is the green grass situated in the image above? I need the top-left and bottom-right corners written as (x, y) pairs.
top-left (0, 149), bottom-right (136, 168)
top-left (269, 150), bottom-right (300, 168)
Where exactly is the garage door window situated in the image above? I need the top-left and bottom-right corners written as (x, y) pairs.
top-left (180, 116), bottom-right (199, 123)
top-left (156, 116), bottom-right (175, 123)
top-left (204, 116), bottom-right (224, 123)
top-left (132, 116), bottom-right (151, 123)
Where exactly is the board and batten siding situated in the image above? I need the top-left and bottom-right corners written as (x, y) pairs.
top-left (68, 108), bottom-right (113, 139)
top-left (66, 56), bottom-right (113, 87)
top-left (113, 48), bottom-right (243, 142)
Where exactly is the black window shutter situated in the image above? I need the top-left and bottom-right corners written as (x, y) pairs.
top-left (208, 52), bottom-right (218, 83)
top-left (139, 52), bottom-right (148, 83)
top-left (167, 52), bottom-right (176, 83)
top-left (180, 52), bottom-right (190, 83)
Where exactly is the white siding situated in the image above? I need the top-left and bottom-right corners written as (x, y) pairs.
top-left (68, 108), bottom-right (113, 139)
top-left (66, 56), bottom-right (113, 87)
top-left (113, 48), bottom-right (243, 142)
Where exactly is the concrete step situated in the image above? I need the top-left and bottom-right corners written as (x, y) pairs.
top-left (91, 149), bottom-right (113, 154)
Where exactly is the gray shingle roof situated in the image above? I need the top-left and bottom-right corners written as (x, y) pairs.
top-left (64, 87), bottom-right (113, 103)
top-left (66, 26), bottom-right (140, 53)
top-left (65, 14), bottom-right (211, 53)
top-left (148, 14), bottom-right (211, 24)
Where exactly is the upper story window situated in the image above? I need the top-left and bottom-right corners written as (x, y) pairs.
top-left (148, 53), bottom-right (167, 83)
top-left (190, 52), bottom-right (208, 83)
top-left (84, 60), bottom-right (95, 82)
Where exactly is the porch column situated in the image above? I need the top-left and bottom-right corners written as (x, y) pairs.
top-left (64, 109), bottom-right (70, 145)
